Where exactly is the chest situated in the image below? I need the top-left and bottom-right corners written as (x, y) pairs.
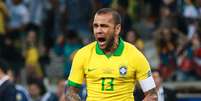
top-left (84, 54), bottom-right (136, 79)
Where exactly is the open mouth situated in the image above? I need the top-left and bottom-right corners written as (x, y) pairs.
top-left (97, 37), bottom-right (106, 47)
top-left (97, 37), bottom-right (106, 42)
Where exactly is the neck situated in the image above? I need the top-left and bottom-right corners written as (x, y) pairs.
top-left (156, 85), bottom-right (162, 92)
top-left (104, 37), bottom-right (119, 55)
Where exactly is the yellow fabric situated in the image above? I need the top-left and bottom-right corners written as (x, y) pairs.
top-left (68, 41), bottom-right (151, 101)
top-left (0, 13), bottom-right (5, 33)
top-left (0, 2), bottom-right (8, 34)
top-left (135, 39), bottom-right (144, 51)
top-left (25, 47), bottom-right (42, 77)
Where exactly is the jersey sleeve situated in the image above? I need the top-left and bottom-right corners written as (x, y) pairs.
top-left (67, 50), bottom-right (85, 88)
top-left (135, 51), bottom-right (151, 80)
top-left (135, 51), bottom-right (156, 92)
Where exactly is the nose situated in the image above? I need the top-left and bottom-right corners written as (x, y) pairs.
top-left (96, 26), bottom-right (103, 34)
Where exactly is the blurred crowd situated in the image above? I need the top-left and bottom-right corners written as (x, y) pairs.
top-left (0, 0), bottom-right (201, 100)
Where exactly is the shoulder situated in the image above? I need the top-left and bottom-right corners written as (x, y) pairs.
top-left (2, 80), bottom-right (15, 88)
top-left (1, 80), bottom-right (16, 93)
top-left (73, 42), bottom-right (96, 59)
top-left (124, 41), bottom-right (139, 51)
top-left (124, 41), bottom-right (144, 57)
top-left (76, 41), bottom-right (96, 54)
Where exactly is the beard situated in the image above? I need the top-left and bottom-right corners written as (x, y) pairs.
top-left (104, 33), bottom-right (115, 51)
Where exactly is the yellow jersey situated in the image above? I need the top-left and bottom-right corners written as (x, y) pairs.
top-left (68, 39), bottom-right (153, 101)
top-left (25, 47), bottom-right (43, 77)
top-left (0, 12), bottom-right (5, 34)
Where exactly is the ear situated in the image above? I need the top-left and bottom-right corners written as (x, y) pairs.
top-left (115, 24), bottom-right (121, 35)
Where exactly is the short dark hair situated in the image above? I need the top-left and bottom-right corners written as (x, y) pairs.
top-left (0, 59), bottom-right (9, 74)
top-left (96, 8), bottom-right (121, 25)
top-left (151, 69), bottom-right (161, 77)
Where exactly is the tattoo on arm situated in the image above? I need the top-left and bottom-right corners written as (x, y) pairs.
top-left (66, 86), bottom-right (81, 101)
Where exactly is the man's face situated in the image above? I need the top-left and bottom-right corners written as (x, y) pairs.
top-left (153, 72), bottom-right (161, 88)
top-left (28, 84), bottom-right (41, 98)
top-left (56, 80), bottom-right (66, 96)
top-left (93, 13), bottom-right (120, 50)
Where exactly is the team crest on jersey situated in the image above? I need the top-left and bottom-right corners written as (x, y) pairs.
top-left (119, 66), bottom-right (127, 76)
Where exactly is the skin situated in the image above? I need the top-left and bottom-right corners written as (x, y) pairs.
top-left (0, 69), bottom-right (5, 80)
top-left (65, 86), bottom-right (80, 101)
top-left (93, 13), bottom-right (121, 54)
top-left (56, 79), bottom-right (66, 97)
top-left (66, 12), bottom-right (157, 101)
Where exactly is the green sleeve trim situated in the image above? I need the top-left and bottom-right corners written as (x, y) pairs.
top-left (67, 80), bottom-right (82, 88)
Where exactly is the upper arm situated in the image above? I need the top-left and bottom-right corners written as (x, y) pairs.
top-left (68, 50), bottom-right (85, 87)
top-left (135, 51), bottom-right (156, 92)
top-left (135, 51), bottom-right (151, 80)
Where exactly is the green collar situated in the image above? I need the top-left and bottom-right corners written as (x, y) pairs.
top-left (96, 38), bottom-right (124, 58)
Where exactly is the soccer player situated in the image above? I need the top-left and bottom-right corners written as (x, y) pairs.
top-left (66, 8), bottom-right (157, 101)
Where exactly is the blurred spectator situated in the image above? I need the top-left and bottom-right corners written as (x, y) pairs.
top-left (116, 0), bottom-right (132, 38)
top-left (7, 69), bottom-right (31, 101)
top-left (152, 69), bottom-right (177, 101)
top-left (0, 35), bottom-right (23, 78)
top-left (25, 0), bottom-right (44, 29)
top-left (43, 0), bottom-right (67, 51)
top-left (0, 0), bottom-right (9, 35)
top-left (28, 77), bottom-right (57, 101)
top-left (183, 0), bottom-right (199, 19)
top-left (27, 78), bottom-right (45, 101)
top-left (177, 20), bottom-right (201, 80)
top-left (178, 34), bottom-right (198, 81)
top-left (195, 0), bottom-right (201, 17)
top-left (6, 0), bottom-right (29, 40)
top-left (47, 34), bottom-right (65, 80)
top-left (183, 0), bottom-right (199, 39)
top-left (161, 0), bottom-right (177, 13)
top-left (185, 18), bottom-right (198, 40)
top-left (63, 29), bottom-right (83, 77)
top-left (156, 6), bottom-right (177, 29)
top-left (41, 90), bottom-right (57, 101)
top-left (54, 79), bottom-right (66, 101)
top-left (24, 30), bottom-right (43, 79)
top-left (143, 0), bottom-right (162, 19)
top-left (178, 43), bottom-right (194, 80)
top-left (154, 27), bottom-right (187, 81)
top-left (38, 44), bottom-right (50, 78)
top-left (125, 29), bottom-right (144, 52)
top-left (66, 0), bottom-right (92, 40)
top-left (0, 59), bottom-right (17, 101)
top-left (192, 31), bottom-right (201, 78)
top-left (175, 12), bottom-right (188, 35)
top-left (53, 34), bottom-right (65, 56)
